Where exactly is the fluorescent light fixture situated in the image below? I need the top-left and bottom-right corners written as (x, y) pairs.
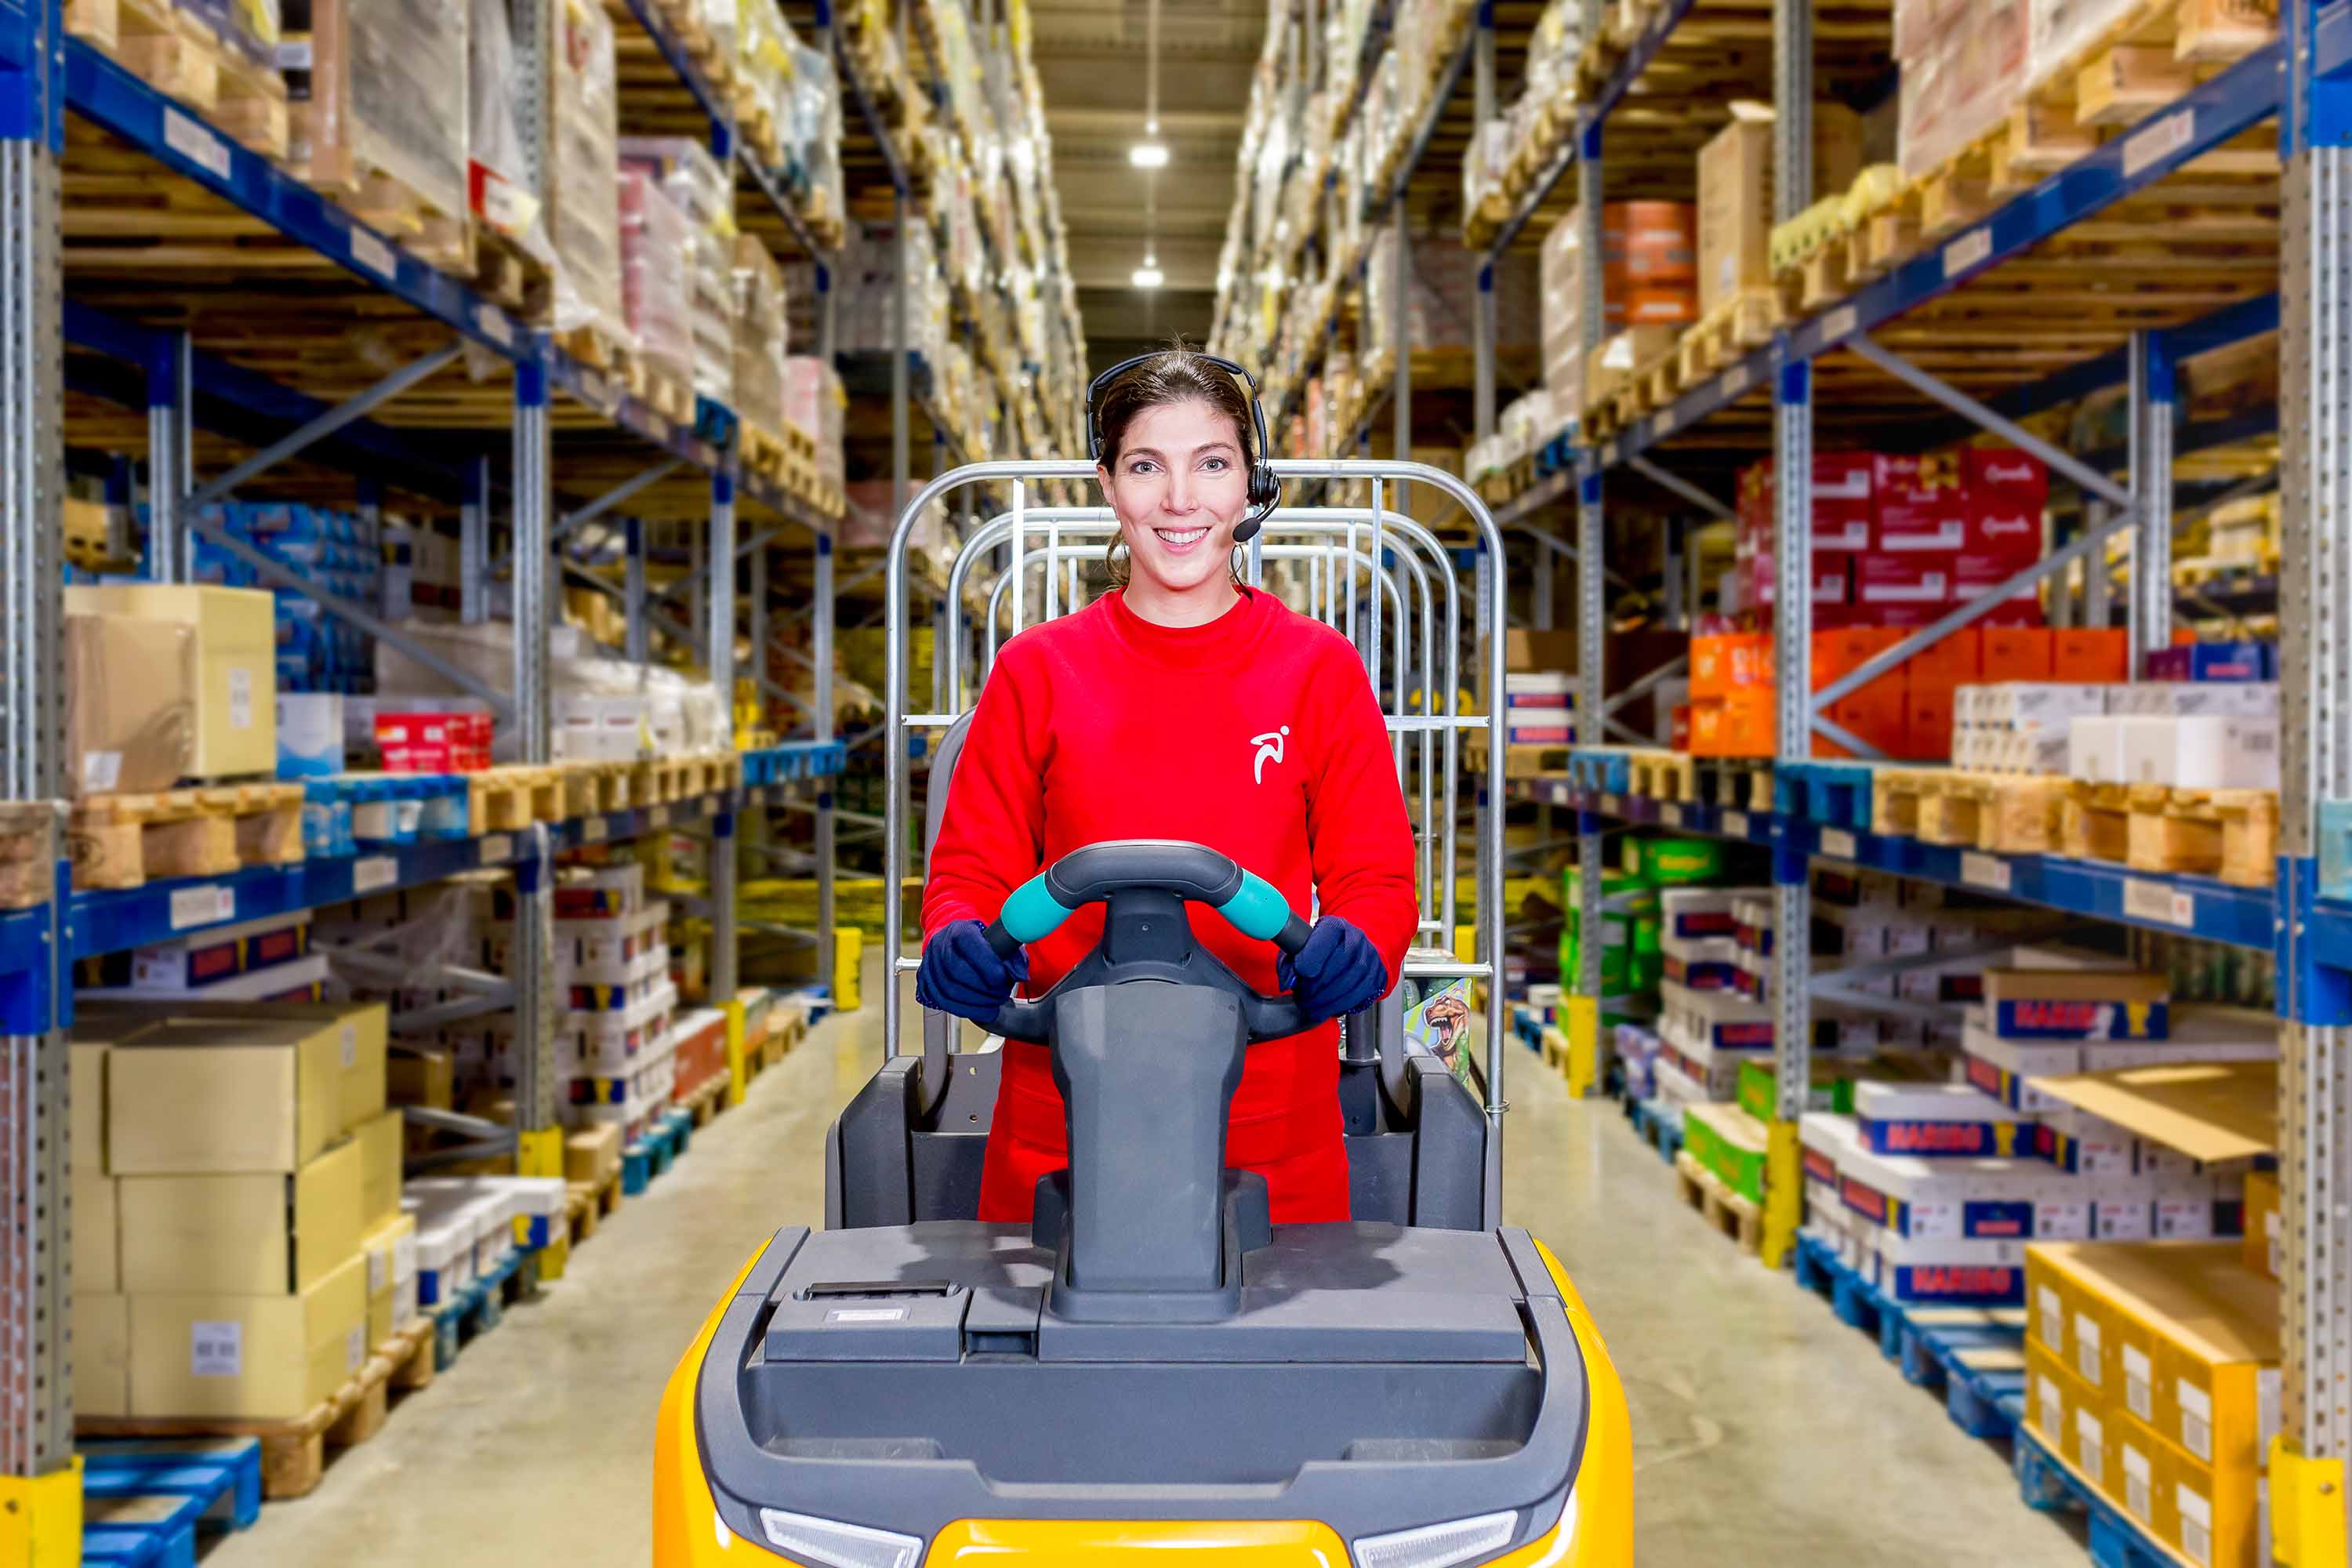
top-left (1129, 142), bottom-right (1170, 169)
top-left (1131, 263), bottom-right (1165, 289)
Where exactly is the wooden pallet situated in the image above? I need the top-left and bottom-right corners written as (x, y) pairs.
top-left (1675, 290), bottom-right (1777, 383)
top-left (2063, 781), bottom-right (2279, 881)
top-left (470, 222), bottom-right (553, 318)
top-left (565, 1171), bottom-right (622, 1246)
top-left (740, 419), bottom-right (790, 482)
top-left (335, 164), bottom-right (470, 272)
top-left (70, 782), bottom-right (303, 891)
top-left (641, 368), bottom-right (695, 427)
top-left (681, 1070), bottom-right (729, 1127)
top-left (0, 801), bottom-right (56, 910)
top-left (1696, 759), bottom-right (1773, 812)
top-left (1628, 747), bottom-right (1697, 804)
top-left (466, 764), bottom-right (561, 835)
top-left (1673, 1150), bottom-right (1762, 1255)
top-left (1940, 771), bottom-right (2074, 855)
top-left (76, 0), bottom-right (218, 113)
top-left (1468, 743), bottom-right (1570, 780)
top-left (79, 1320), bottom-right (434, 1501)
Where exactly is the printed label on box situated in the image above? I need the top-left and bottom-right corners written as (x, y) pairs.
top-left (82, 750), bottom-right (122, 792)
top-left (2180, 1381), bottom-right (2213, 1461)
top-left (369, 1245), bottom-right (388, 1295)
top-left (191, 1319), bottom-right (241, 1377)
top-left (2123, 1443), bottom-right (2152, 1523)
top-left (2038, 1286), bottom-right (2063, 1351)
top-left (2077, 1406), bottom-right (2106, 1484)
top-left (2179, 1480), bottom-right (2212, 1566)
top-left (2076, 1312), bottom-right (2103, 1385)
top-left (228, 667), bottom-right (253, 730)
top-left (347, 1325), bottom-right (365, 1374)
top-left (2123, 1345), bottom-right (2153, 1421)
top-left (2038, 1373), bottom-right (2063, 1440)
top-left (341, 1022), bottom-right (358, 1069)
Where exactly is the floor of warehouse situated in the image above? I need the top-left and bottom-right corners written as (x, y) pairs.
top-left (220, 962), bottom-right (2089, 1566)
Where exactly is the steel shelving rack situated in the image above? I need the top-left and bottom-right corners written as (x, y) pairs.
top-left (1463, 0), bottom-right (2352, 1540)
top-left (0, 0), bottom-right (871, 1523)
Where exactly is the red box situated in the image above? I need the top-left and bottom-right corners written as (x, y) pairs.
top-left (1981, 627), bottom-right (2056, 681)
top-left (1966, 447), bottom-right (2050, 507)
top-left (1873, 454), bottom-right (1966, 551)
top-left (374, 711), bottom-right (493, 774)
top-left (1813, 450), bottom-right (1875, 550)
top-left (1748, 554), bottom-right (1853, 609)
top-left (1856, 550), bottom-right (1954, 607)
top-left (2053, 628), bottom-right (2129, 683)
top-left (1906, 688), bottom-right (1956, 760)
top-left (1670, 704), bottom-right (1693, 751)
top-left (1965, 499), bottom-right (2043, 563)
top-left (1951, 551), bottom-right (2044, 626)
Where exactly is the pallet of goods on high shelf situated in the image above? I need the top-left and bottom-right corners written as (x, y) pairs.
top-left (547, 0), bottom-right (631, 376)
top-left (281, 0), bottom-right (470, 272)
top-left (65, 0), bottom-right (289, 154)
top-left (1769, 0), bottom-right (2279, 307)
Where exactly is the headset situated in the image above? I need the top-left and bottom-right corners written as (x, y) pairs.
top-left (1086, 351), bottom-right (1283, 543)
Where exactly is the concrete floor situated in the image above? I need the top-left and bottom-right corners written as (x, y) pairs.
top-left (223, 970), bottom-right (2089, 1566)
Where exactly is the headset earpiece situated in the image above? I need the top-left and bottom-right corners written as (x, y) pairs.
top-left (1087, 350), bottom-right (1279, 543)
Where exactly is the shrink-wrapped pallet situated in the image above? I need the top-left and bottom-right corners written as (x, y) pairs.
top-left (620, 137), bottom-right (735, 404)
top-left (731, 237), bottom-right (789, 440)
top-left (1896, 0), bottom-right (2030, 178)
top-left (282, 0), bottom-right (466, 225)
top-left (550, 0), bottom-right (626, 349)
top-left (619, 168), bottom-right (697, 401)
top-left (469, 0), bottom-right (550, 262)
top-left (784, 357), bottom-right (845, 492)
top-left (180, 0), bottom-right (278, 63)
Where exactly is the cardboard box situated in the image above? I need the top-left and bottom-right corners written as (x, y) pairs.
top-left (1693, 105), bottom-right (1867, 314)
top-left (130, 1250), bottom-right (369, 1420)
top-left (1951, 551), bottom-right (2044, 627)
top-left (1983, 968), bottom-right (2169, 1040)
top-left (565, 1123), bottom-right (623, 1188)
top-left (2053, 630), bottom-right (2129, 683)
top-left (389, 1047), bottom-right (455, 1111)
top-left (107, 1015), bottom-right (348, 1174)
top-left (65, 612), bottom-right (196, 797)
top-left (94, 999), bottom-right (387, 1139)
top-left (119, 1136), bottom-right (365, 1295)
top-left (63, 585), bottom-right (274, 779)
top-left (355, 1109), bottom-right (403, 1227)
top-left (1983, 627), bottom-right (2056, 682)
top-left (360, 1210), bottom-right (418, 1347)
top-left (1857, 551), bottom-right (1953, 604)
top-left (1506, 629), bottom-right (1578, 676)
top-left (71, 1036), bottom-right (109, 1171)
top-left (1968, 447), bottom-right (2050, 506)
top-left (2243, 1168), bottom-right (2278, 1280)
top-left (74, 1171), bottom-right (118, 1295)
top-left (74, 1294), bottom-right (129, 1418)
top-left (1873, 453), bottom-right (1967, 551)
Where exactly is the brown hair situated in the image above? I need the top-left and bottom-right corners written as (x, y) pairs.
top-left (1094, 343), bottom-right (1254, 588)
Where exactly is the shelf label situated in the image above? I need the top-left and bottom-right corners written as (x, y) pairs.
top-left (1601, 793), bottom-right (1624, 816)
top-left (348, 228), bottom-right (396, 281)
top-left (2122, 111), bottom-right (2195, 178)
top-left (579, 370), bottom-right (610, 411)
top-left (477, 306), bottom-right (513, 348)
top-left (1654, 407), bottom-right (1677, 437)
top-left (583, 817), bottom-right (609, 842)
top-left (1602, 441), bottom-right (1620, 466)
top-left (1722, 811), bottom-right (1750, 838)
top-left (2123, 877), bottom-right (2196, 928)
top-left (1962, 851), bottom-right (2013, 892)
top-left (648, 804), bottom-right (672, 829)
top-left (353, 855), bottom-right (398, 893)
top-left (169, 884), bottom-right (234, 931)
top-left (1722, 364), bottom-right (1752, 397)
top-left (162, 110), bottom-right (231, 181)
top-left (1943, 228), bottom-right (1992, 279)
top-left (1661, 803), bottom-right (1684, 827)
top-left (478, 833), bottom-right (514, 866)
top-left (1821, 305), bottom-right (1858, 343)
top-left (1820, 827), bottom-right (1859, 861)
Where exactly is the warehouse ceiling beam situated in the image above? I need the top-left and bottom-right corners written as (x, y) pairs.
top-left (1624, 456), bottom-right (1735, 522)
top-left (184, 339), bottom-right (466, 510)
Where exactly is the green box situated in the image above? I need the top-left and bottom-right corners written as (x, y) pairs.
top-left (1735, 1058), bottom-right (1859, 1123)
top-left (1682, 1102), bottom-right (1770, 1206)
top-left (1623, 836), bottom-right (1728, 887)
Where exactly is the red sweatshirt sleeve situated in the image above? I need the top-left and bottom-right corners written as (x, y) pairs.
top-left (1301, 637), bottom-right (1419, 987)
top-left (920, 641), bottom-right (1047, 942)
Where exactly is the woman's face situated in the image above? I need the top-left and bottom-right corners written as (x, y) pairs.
top-left (1098, 397), bottom-right (1249, 597)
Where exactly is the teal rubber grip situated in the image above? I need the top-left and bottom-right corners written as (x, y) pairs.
top-left (997, 874), bottom-right (1074, 942)
top-left (1218, 869), bottom-right (1294, 942)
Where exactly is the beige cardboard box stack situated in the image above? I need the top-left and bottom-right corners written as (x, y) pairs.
top-left (79, 1000), bottom-right (403, 1421)
top-left (61, 585), bottom-right (276, 781)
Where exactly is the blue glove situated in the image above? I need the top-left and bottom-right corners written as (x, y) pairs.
top-left (1278, 916), bottom-right (1389, 1024)
top-left (916, 919), bottom-right (1029, 1027)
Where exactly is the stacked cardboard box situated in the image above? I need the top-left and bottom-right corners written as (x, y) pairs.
top-left (2068, 652), bottom-right (2282, 789)
top-left (64, 584), bottom-right (277, 783)
top-left (2027, 1242), bottom-right (2278, 1566)
top-left (619, 137), bottom-right (735, 405)
top-left (71, 1001), bottom-right (402, 1419)
top-left (784, 355), bottom-right (847, 494)
top-left (550, 0), bottom-right (626, 352)
top-left (731, 238), bottom-right (791, 441)
top-left (1694, 103), bottom-right (1866, 314)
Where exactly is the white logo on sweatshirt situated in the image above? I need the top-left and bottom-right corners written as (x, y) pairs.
top-left (1251, 727), bottom-right (1290, 784)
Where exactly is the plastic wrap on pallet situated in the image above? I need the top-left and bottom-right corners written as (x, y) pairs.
top-left (619, 167), bottom-right (697, 398)
top-left (296, 0), bottom-right (468, 223)
top-left (550, 0), bottom-right (626, 344)
top-left (1897, 0), bottom-right (2030, 179)
top-left (731, 235), bottom-right (789, 439)
top-left (176, 0), bottom-right (280, 63)
top-left (620, 137), bottom-right (736, 404)
top-left (783, 355), bottom-right (844, 491)
top-left (469, 0), bottom-right (550, 262)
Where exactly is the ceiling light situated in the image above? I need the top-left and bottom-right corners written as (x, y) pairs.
top-left (1129, 142), bottom-right (1170, 169)
top-left (1132, 262), bottom-right (1165, 289)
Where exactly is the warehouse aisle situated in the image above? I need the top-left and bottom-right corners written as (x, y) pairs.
top-left (221, 973), bottom-right (2085, 1566)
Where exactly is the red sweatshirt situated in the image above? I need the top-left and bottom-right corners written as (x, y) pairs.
top-left (920, 586), bottom-right (1419, 1224)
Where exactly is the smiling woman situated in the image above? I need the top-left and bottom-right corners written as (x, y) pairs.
top-left (913, 345), bottom-right (1421, 1228)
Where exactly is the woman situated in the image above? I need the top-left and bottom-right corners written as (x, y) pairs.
top-left (916, 347), bottom-right (1419, 1225)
